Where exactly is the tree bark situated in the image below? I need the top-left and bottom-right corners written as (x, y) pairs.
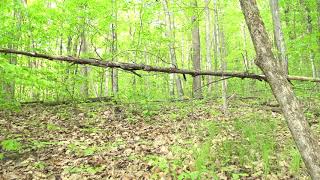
top-left (191, 0), bottom-right (202, 99)
top-left (213, 0), bottom-right (220, 95)
top-left (239, 0), bottom-right (320, 179)
top-left (269, 0), bottom-right (288, 75)
top-left (204, 0), bottom-right (213, 94)
top-left (318, 0), bottom-right (320, 77)
top-left (111, 0), bottom-right (119, 95)
top-left (220, 31), bottom-right (228, 114)
top-left (80, 32), bottom-right (89, 98)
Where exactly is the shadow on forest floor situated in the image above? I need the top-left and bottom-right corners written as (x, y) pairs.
top-left (0, 97), bottom-right (319, 179)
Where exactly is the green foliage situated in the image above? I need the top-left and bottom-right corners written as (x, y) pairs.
top-left (67, 142), bottom-right (98, 157)
top-left (290, 148), bottom-right (302, 174)
top-left (64, 164), bottom-right (104, 174)
top-left (146, 155), bottom-right (170, 173)
top-left (33, 161), bottom-right (47, 170)
top-left (46, 123), bottom-right (62, 131)
top-left (0, 153), bottom-right (4, 160)
top-left (234, 115), bottom-right (276, 174)
top-left (0, 0), bottom-right (319, 107)
top-left (31, 140), bottom-right (58, 149)
top-left (1, 139), bottom-right (22, 152)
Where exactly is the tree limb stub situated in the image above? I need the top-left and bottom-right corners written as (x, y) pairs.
top-left (1, 48), bottom-right (320, 83)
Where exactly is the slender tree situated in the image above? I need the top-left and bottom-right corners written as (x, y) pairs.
top-left (111, 0), bottom-right (119, 95)
top-left (162, 0), bottom-right (184, 97)
top-left (213, 0), bottom-right (219, 93)
top-left (204, 0), bottom-right (213, 94)
top-left (220, 31), bottom-right (228, 114)
top-left (80, 32), bottom-right (89, 98)
top-left (270, 0), bottom-right (288, 75)
top-left (191, 0), bottom-right (202, 99)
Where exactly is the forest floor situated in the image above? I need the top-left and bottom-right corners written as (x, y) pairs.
top-left (0, 97), bottom-right (319, 180)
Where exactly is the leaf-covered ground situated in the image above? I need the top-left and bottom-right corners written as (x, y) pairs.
top-left (0, 98), bottom-right (319, 179)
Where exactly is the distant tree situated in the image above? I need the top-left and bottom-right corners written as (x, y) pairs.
top-left (270, 0), bottom-right (288, 75)
top-left (162, 0), bottom-right (184, 98)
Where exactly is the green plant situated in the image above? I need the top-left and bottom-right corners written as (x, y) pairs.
top-left (178, 171), bottom-right (201, 180)
top-left (1, 139), bottom-right (22, 152)
top-left (146, 155), bottom-right (170, 173)
top-left (67, 142), bottom-right (97, 157)
top-left (0, 153), bottom-right (4, 160)
top-left (262, 142), bottom-right (274, 174)
top-left (34, 161), bottom-right (47, 170)
top-left (64, 164), bottom-right (104, 174)
top-left (31, 140), bottom-right (57, 149)
top-left (290, 148), bottom-right (302, 174)
top-left (194, 142), bottom-right (211, 172)
top-left (46, 123), bottom-right (61, 131)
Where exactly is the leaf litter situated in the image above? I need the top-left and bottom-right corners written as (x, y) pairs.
top-left (0, 98), bottom-right (318, 179)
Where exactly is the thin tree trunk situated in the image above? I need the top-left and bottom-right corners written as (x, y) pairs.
top-left (270, 0), bottom-right (288, 75)
top-left (80, 32), bottom-right (89, 98)
top-left (242, 23), bottom-right (249, 71)
top-left (318, 0), bottom-right (320, 44)
top-left (191, 0), bottom-right (202, 99)
top-left (204, 0), bottom-right (213, 94)
top-left (111, 0), bottom-right (119, 95)
top-left (162, 0), bottom-right (184, 98)
top-left (317, 0), bottom-right (320, 77)
top-left (220, 31), bottom-right (228, 114)
top-left (239, 0), bottom-right (320, 178)
top-left (213, 0), bottom-right (219, 96)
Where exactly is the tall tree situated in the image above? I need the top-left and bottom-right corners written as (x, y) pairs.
top-left (191, 0), bottom-right (202, 99)
top-left (220, 31), bottom-right (228, 114)
top-left (111, 0), bottom-right (118, 95)
top-left (213, 0), bottom-right (219, 92)
top-left (80, 32), bottom-right (89, 98)
top-left (269, 0), bottom-right (288, 75)
top-left (317, 0), bottom-right (320, 77)
top-left (239, 0), bottom-right (320, 178)
top-left (204, 0), bottom-right (213, 94)
top-left (162, 0), bottom-right (184, 97)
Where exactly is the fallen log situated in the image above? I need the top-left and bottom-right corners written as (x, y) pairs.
top-left (1, 48), bottom-right (320, 83)
top-left (20, 97), bottom-right (113, 106)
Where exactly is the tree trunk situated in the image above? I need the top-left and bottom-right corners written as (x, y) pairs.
top-left (213, 0), bottom-right (220, 96)
top-left (317, 0), bottom-right (320, 77)
top-left (111, 0), bottom-right (119, 95)
top-left (162, 0), bottom-right (184, 98)
top-left (239, 0), bottom-right (320, 179)
top-left (191, 0), bottom-right (202, 99)
top-left (220, 31), bottom-right (228, 114)
top-left (80, 32), bottom-right (89, 98)
top-left (269, 0), bottom-right (288, 75)
top-left (204, 0), bottom-right (213, 94)
top-left (318, 0), bottom-right (320, 44)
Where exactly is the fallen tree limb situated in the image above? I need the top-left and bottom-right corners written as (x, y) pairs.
top-left (1, 48), bottom-right (320, 83)
top-left (20, 97), bottom-right (113, 106)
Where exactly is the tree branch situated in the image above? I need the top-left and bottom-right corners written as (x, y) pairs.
top-left (0, 48), bottom-right (320, 83)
